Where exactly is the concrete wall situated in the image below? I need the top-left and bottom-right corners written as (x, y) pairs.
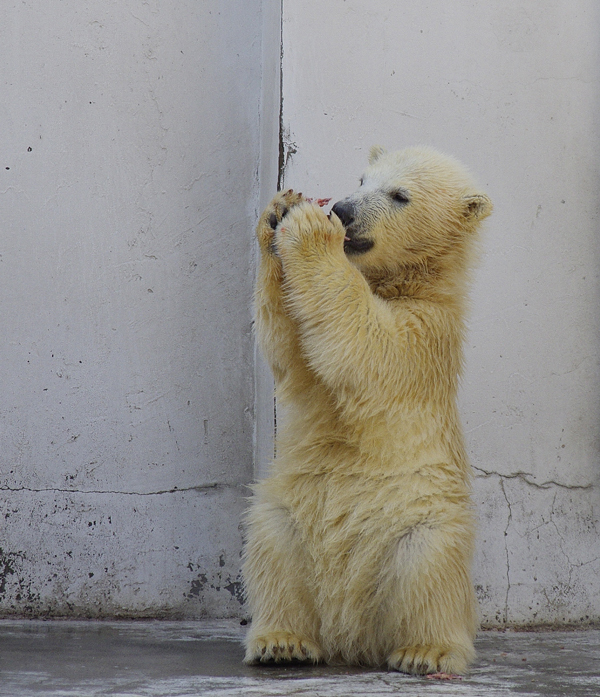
top-left (1, 0), bottom-right (598, 628)
top-left (280, 1), bottom-right (600, 626)
top-left (0, 0), bottom-right (279, 617)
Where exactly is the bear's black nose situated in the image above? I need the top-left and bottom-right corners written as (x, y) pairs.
top-left (331, 200), bottom-right (355, 228)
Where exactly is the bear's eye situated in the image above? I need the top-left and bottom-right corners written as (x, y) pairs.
top-left (359, 177), bottom-right (364, 186)
top-left (390, 190), bottom-right (409, 204)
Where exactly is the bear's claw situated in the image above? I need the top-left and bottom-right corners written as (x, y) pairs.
top-left (387, 645), bottom-right (469, 676)
top-left (244, 632), bottom-right (322, 665)
top-left (257, 189), bottom-right (305, 255)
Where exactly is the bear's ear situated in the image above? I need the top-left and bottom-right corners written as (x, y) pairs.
top-left (462, 193), bottom-right (493, 222)
top-left (368, 145), bottom-right (386, 165)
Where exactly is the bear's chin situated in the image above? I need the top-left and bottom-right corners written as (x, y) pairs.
top-left (343, 236), bottom-right (375, 255)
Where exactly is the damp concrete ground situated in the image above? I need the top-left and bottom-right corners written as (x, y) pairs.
top-left (0, 620), bottom-right (598, 697)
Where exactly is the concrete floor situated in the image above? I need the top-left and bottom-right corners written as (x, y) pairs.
top-left (0, 620), bottom-right (598, 697)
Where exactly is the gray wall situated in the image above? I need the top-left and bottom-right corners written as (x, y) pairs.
top-left (1, 0), bottom-right (598, 627)
top-left (0, 0), bottom-right (278, 617)
top-left (279, 1), bottom-right (600, 627)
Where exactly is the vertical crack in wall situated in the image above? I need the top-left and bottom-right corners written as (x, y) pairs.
top-left (548, 492), bottom-right (572, 590)
top-left (253, 0), bottom-right (284, 474)
top-left (499, 478), bottom-right (512, 625)
top-left (276, 0), bottom-right (285, 191)
top-left (275, 1), bottom-right (297, 193)
top-left (272, 0), bottom-right (285, 459)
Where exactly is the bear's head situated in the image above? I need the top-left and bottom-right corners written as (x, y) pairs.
top-left (331, 146), bottom-right (492, 298)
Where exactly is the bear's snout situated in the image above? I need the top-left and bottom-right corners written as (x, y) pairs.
top-left (331, 200), bottom-right (356, 229)
top-left (333, 199), bottom-right (374, 254)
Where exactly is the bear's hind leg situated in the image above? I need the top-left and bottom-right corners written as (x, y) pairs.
top-left (243, 497), bottom-right (322, 665)
top-left (385, 522), bottom-right (477, 675)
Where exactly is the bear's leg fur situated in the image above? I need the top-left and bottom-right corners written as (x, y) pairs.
top-left (242, 494), bottom-right (322, 664)
top-left (384, 521), bottom-right (477, 675)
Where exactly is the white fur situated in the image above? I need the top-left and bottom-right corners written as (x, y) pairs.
top-left (243, 147), bottom-right (492, 675)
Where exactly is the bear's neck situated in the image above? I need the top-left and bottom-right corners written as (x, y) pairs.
top-left (367, 259), bottom-right (468, 308)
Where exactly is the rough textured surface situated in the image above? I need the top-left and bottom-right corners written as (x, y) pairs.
top-left (280, 0), bottom-right (600, 627)
top-left (0, 1), bottom-right (272, 616)
top-left (1, 0), bottom-right (599, 628)
top-left (0, 620), bottom-right (599, 696)
top-left (0, 488), bottom-right (247, 618)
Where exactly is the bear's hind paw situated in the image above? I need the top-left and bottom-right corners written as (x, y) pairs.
top-left (387, 645), bottom-right (470, 676)
top-left (244, 632), bottom-right (322, 665)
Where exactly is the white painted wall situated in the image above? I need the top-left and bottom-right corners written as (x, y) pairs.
top-left (0, 0), bottom-right (279, 617)
top-left (1, 0), bottom-right (597, 628)
top-left (280, 0), bottom-right (600, 626)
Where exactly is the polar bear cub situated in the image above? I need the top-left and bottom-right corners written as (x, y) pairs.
top-left (243, 146), bottom-right (492, 675)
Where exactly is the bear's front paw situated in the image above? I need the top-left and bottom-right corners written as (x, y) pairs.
top-left (244, 632), bottom-right (322, 665)
top-left (276, 202), bottom-right (345, 257)
top-left (257, 190), bottom-right (305, 255)
top-left (387, 645), bottom-right (470, 676)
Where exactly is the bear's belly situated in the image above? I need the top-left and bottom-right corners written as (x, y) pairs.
top-left (265, 460), bottom-right (471, 568)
